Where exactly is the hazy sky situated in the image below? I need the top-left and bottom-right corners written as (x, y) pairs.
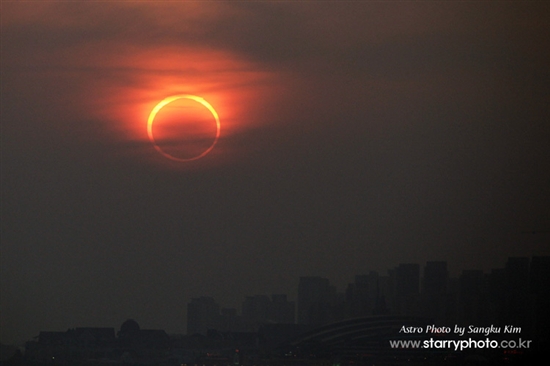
top-left (2, 1), bottom-right (549, 344)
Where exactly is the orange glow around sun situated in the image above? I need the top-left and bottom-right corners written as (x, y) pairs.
top-left (4, 3), bottom-right (290, 169)
top-left (77, 45), bottom-right (282, 168)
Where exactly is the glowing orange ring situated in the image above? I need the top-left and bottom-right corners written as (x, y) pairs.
top-left (147, 95), bottom-right (220, 162)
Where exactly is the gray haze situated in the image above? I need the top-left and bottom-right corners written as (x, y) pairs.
top-left (1, 1), bottom-right (549, 344)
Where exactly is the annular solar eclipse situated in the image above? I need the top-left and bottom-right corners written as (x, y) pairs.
top-left (147, 95), bottom-right (220, 162)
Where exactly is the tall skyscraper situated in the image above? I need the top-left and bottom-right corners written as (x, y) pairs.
top-left (393, 263), bottom-right (420, 316)
top-left (458, 269), bottom-right (486, 324)
top-left (504, 257), bottom-right (530, 326)
top-left (395, 263), bottom-right (420, 296)
top-left (345, 272), bottom-right (381, 317)
top-left (530, 256), bottom-right (550, 340)
top-left (297, 276), bottom-right (332, 325)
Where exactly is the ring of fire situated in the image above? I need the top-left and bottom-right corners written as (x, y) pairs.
top-left (147, 95), bottom-right (221, 162)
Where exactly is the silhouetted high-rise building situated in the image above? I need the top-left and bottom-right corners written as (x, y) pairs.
top-left (345, 275), bottom-right (368, 318)
top-left (530, 256), bottom-right (550, 295)
top-left (187, 297), bottom-right (220, 335)
top-left (219, 307), bottom-right (245, 332)
top-left (298, 276), bottom-right (332, 325)
top-left (393, 263), bottom-right (420, 316)
top-left (458, 270), bottom-right (487, 324)
top-left (395, 263), bottom-right (420, 295)
top-left (268, 294), bottom-right (295, 324)
top-left (530, 256), bottom-right (550, 340)
top-left (504, 257), bottom-right (531, 326)
top-left (242, 295), bottom-right (270, 323)
top-left (506, 257), bottom-right (530, 287)
top-left (487, 268), bottom-right (506, 323)
top-left (421, 261), bottom-right (451, 323)
top-left (345, 272), bottom-right (382, 317)
top-left (423, 261), bottom-right (448, 295)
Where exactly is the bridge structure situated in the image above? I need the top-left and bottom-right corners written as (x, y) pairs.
top-left (276, 315), bottom-right (435, 363)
